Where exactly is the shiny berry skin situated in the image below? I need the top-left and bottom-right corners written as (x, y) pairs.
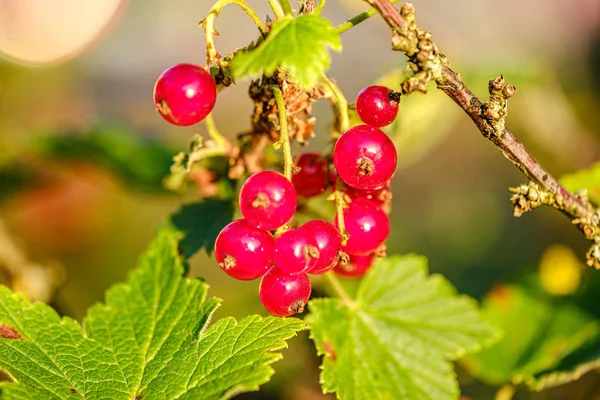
top-left (334, 253), bottom-right (375, 277)
top-left (345, 177), bottom-right (393, 205)
top-left (302, 220), bottom-right (342, 275)
top-left (292, 153), bottom-right (329, 198)
top-left (153, 63), bottom-right (217, 126)
top-left (335, 198), bottom-right (390, 255)
top-left (333, 125), bottom-right (397, 191)
top-left (214, 220), bottom-right (274, 280)
top-left (274, 228), bottom-right (319, 275)
top-left (239, 171), bottom-right (298, 230)
top-left (259, 267), bottom-right (311, 316)
top-left (355, 85), bottom-right (399, 127)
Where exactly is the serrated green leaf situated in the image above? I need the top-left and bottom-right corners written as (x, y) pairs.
top-left (560, 162), bottom-right (600, 204)
top-left (306, 255), bottom-right (498, 400)
top-left (231, 14), bottom-right (342, 89)
top-left (170, 199), bottom-right (235, 258)
top-left (0, 228), bottom-right (304, 399)
top-left (461, 283), bottom-right (600, 390)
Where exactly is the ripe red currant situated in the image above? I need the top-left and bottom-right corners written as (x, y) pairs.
top-left (153, 63), bottom-right (217, 126)
top-left (335, 198), bottom-right (390, 255)
top-left (345, 177), bottom-right (393, 206)
top-left (292, 153), bottom-right (330, 198)
top-left (334, 253), bottom-right (375, 277)
top-left (333, 125), bottom-right (397, 191)
top-left (274, 228), bottom-right (319, 275)
top-left (259, 267), bottom-right (311, 317)
top-left (302, 220), bottom-right (343, 275)
top-left (239, 171), bottom-right (297, 231)
top-left (214, 220), bottom-right (274, 280)
top-left (355, 85), bottom-right (400, 127)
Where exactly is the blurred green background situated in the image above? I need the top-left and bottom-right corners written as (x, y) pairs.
top-left (1, 0), bottom-right (600, 399)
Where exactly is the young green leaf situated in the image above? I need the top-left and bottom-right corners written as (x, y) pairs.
top-left (231, 14), bottom-right (342, 89)
top-left (461, 283), bottom-right (600, 391)
top-left (170, 199), bottom-right (235, 258)
top-left (306, 255), bottom-right (499, 400)
top-left (0, 228), bottom-right (304, 399)
top-left (560, 162), bottom-right (600, 204)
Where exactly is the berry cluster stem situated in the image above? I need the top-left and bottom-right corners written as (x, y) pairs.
top-left (204, 113), bottom-right (228, 148)
top-left (314, 0), bottom-right (326, 15)
top-left (334, 0), bottom-right (401, 34)
top-left (369, 0), bottom-right (600, 268)
top-left (267, 0), bottom-right (285, 18)
top-left (334, 177), bottom-right (349, 243)
top-left (325, 272), bottom-right (356, 309)
top-left (320, 73), bottom-right (350, 138)
top-left (269, 86), bottom-right (294, 181)
top-left (202, 0), bottom-right (267, 67)
top-left (280, 0), bottom-right (294, 16)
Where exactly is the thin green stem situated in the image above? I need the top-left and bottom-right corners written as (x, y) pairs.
top-left (320, 73), bottom-right (350, 137)
top-left (204, 113), bottom-right (228, 148)
top-left (314, 0), bottom-right (326, 15)
top-left (267, 0), bottom-right (285, 19)
top-left (494, 385), bottom-right (515, 400)
top-left (280, 0), bottom-right (294, 15)
top-left (334, 0), bottom-right (401, 34)
top-left (325, 272), bottom-right (356, 309)
top-left (203, 0), bottom-right (267, 67)
top-left (269, 86), bottom-right (293, 180)
top-left (335, 177), bottom-right (348, 241)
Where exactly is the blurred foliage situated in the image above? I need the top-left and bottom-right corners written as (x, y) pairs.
top-left (560, 162), bottom-right (600, 204)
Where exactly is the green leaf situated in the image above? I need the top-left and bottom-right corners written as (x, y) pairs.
top-left (0, 228), bottom-right (304, 399)
top-left (231, 14), bottom-right (342, 89)
top-left (560, 162), bottom-right (600, 204)
top-left (461, 283), bottom-right (600, 390)
top-left (306, 255), bottom-right (498, 400)
top-left (170, 199), bottom-right (235, 258)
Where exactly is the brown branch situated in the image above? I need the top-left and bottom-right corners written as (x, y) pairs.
top-left (367, 0), bottom-right (600, 268)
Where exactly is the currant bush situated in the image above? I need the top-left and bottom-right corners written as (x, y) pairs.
top-left (355, 85), bottom-right (400, 127)
top-left (214, 219), bottom-right (274, 280)
top-left (259, 267), bottom-right (312, 317)
top-left (153, 63), bottom-right (217, 126)
top-left (333, 124), bottom-right (397, 190)
top-left (239, 170), bottom-right (298, 230)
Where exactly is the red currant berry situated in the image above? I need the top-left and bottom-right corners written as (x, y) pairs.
top-left (335, 198), bottom-right (390, 255)
top-left (153, 63), bottom-right (217, 126)
top-left (214, 220), bottom-right (274, 280)
top-left (302, 220), bottom-right (342, 275)
top-left (345, 177), bottom-right (393, 206)
top-left (334, 253), bottom-right (375, 277)
top-left (333, 125), bottom-right (397, 191)
top-left (292, 153), bottom-right (329, 198)
top-left (274, 228), bottom-right (319, 275)
top-left (239, 171), bottom-right (298, 231)
top-left (259, 267), bottom-right (311, 317)
top-left (355, 85), bottom-right (400, 127)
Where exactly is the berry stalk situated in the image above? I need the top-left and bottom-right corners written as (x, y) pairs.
top-left (269, 86), bottom-right (294, 181)
top-left (324, 272), bottom-right (356, 309)
top-left (320, 73), bottom-right (350, 138)
top-left (334, 0), bottom-right (401, 34)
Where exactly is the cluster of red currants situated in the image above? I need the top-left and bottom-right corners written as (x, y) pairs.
top-left (152, 63), bottom-right (399, 317)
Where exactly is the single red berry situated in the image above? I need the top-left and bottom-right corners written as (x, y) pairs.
top-left (355, 85), bottom-right (400, 127)
top-left (259, 267), bottom-right (311, 317)
top-left (335, 198), bottom-right (390, 255)
top-left (334, 253), bottom-right (375, 277)
top-left (302, 220), bottom-right (343, 275)
top-left (345, 177), bottom-right (393, 205)
top-left (153, 63), bottom-right (217, 126)
top-left (214, 220), bottom-right (274, 280)
top-left (239, 171), bottom-right (298, 230)
top-left (292, 153), bottom-right (330, 198)
top-left (274, 228), bottom-right (320, 274)
top-left (333, 125), bottom-right (397, 191)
